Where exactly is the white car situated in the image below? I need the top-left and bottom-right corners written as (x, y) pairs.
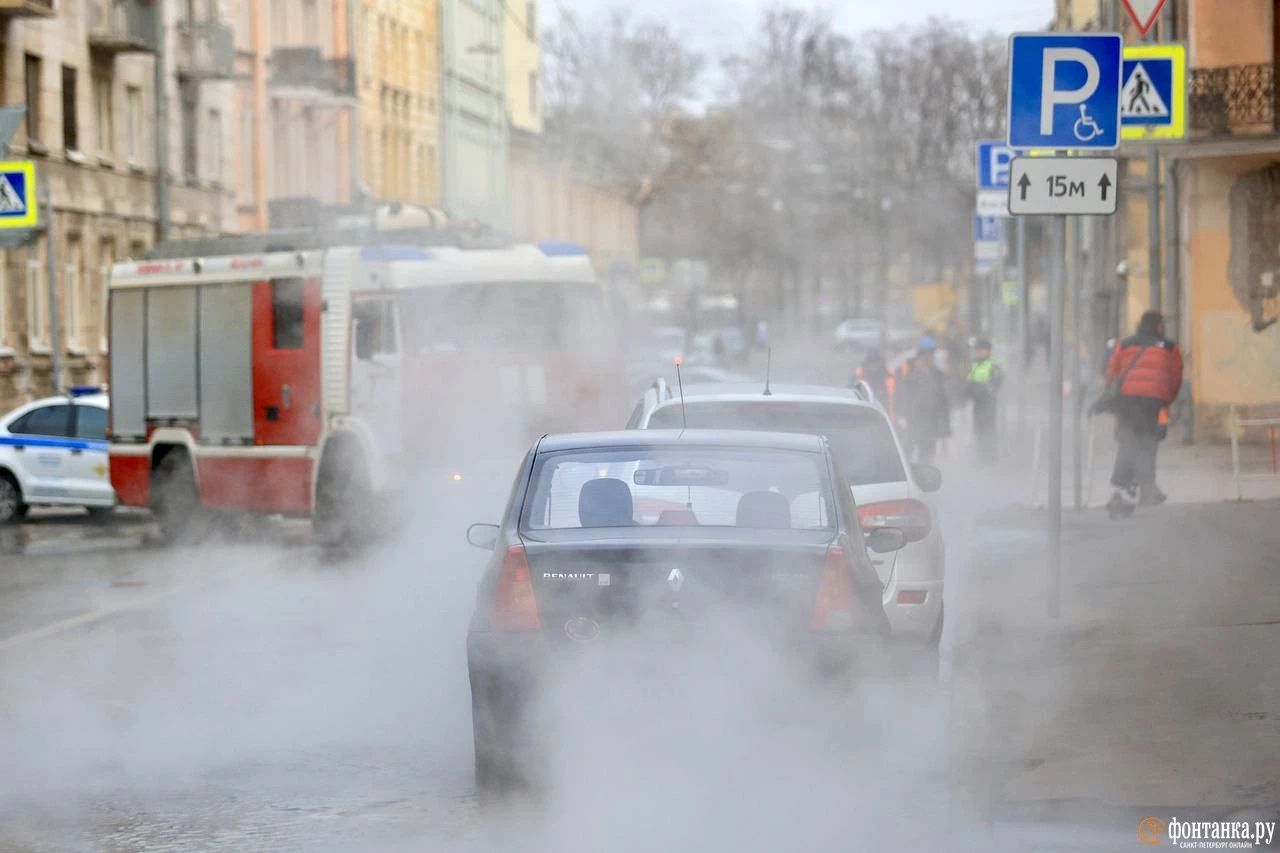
top-left (629, 382), bottom-right (944, 644)
top-left (0, 388), bottom-right (114, 523)
top-left (835, 318), bottom-right (884, 350)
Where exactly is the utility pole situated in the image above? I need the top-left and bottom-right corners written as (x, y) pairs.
top-left (153, 0), bottom-right (171, 244)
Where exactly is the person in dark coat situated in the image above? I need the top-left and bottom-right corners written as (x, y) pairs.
top-left (895, 337), bottom-right (950, 465)
top-left (851, 348), bottom-right (892, 407)
top-left (1103, 310), bottom-right (1183, 517)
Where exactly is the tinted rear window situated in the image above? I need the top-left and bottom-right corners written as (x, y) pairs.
top-left (523, 446), bottom-right (835, 531)
top-left (74, 406), bottom-right (108, 440)
top-left (647, 401), bottom-right (906, 486)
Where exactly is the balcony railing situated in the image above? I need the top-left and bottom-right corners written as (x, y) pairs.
top-left (269, 48), bottom-right (355, 100)
top-left (1190, 63), bottom-right (1278, 135)
top-left (0, 0), bottom-right (55, 17)
top-left (176, 21), bottom-right (235, 80)
top-left (88, 0), bottom-right (156, 55)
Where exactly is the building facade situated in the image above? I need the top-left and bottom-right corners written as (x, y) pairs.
top-left (0, 0), bottom-right (235, 412)
top-left (354, 0), bottom-right (440, 206)
top-left (1053, 0), bottom-right (1280, 440)
top-left (440, 0), bottom-right (507, 224)
top-left (229, 0), bottom-right (355, 231)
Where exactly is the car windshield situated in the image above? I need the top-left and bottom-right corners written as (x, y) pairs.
top-left (647, 401), bottom-right (906, 486)
top-left (522, 445), bottom-right (835, 531)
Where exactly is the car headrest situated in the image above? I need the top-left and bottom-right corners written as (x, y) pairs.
top-left (735, 491), bottom-right (792, 529)
top-left (578, 478), bottom-right (635, 527)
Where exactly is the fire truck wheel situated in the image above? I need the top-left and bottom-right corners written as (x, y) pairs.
top-left (151, 449), bottom-right (206, 545)
top-left (314, 440), bottom-right (372, 548)
top-left (0, 472), bottom-right (28, 524)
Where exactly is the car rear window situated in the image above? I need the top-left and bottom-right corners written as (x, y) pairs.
top-left (646, 401), bottom-right (906, 486)
top-left (523, 446), bottom-right (835, 531)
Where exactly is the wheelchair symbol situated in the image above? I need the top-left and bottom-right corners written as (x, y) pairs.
top-left (1073, 105), bottom-right (1104, 142)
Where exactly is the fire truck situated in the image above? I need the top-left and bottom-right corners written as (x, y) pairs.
top-left (107, 224), bottom-right (629, 544)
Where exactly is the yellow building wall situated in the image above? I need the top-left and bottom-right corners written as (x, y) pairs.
top-left (1183, 155), bottom-right (1280, 436)
top-left (1190, 0), bottom-right (1270, 65)
top-left (356, 0), bottom-right (441, 206)
top-left (504, 0), bottom-right (542, 134)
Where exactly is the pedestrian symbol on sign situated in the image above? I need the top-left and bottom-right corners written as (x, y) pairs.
top-left (1122, 62), bottom-right (1170, 118)
top-left (0, 174), bottom-right (24, 213)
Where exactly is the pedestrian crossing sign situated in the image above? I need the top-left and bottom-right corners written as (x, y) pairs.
top-left (0, 161), bottom-right (37, 229)
top-left (1121, 44), bottom-right (1186, 141)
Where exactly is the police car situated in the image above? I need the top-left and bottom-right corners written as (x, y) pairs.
top-left (0, 387), bottom-right (113, 523)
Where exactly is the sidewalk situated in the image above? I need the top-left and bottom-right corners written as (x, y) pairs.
top-left (951, 496), bottom-right (1280, 823)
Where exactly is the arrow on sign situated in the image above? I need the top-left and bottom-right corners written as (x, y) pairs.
top-left (1098, 173), bottom-right (1112, 201)
top-left (1018, 173), bottom-right (1031, 201)
top-left (1120, 0), bottom-right (1168, 35)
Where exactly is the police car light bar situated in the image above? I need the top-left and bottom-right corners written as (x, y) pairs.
top-left (69, 385), bottom-right (104, 397)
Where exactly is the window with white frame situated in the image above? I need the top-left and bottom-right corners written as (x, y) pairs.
top-left (64, 261), bottom-right (80, 351)
top-left (99, 239), bottom-right (114, 354)
top-left (64, 237), bottom-right (82, 351)
top-left (27, 259), bottom-right (48, 351)
top-left (126, 85), bottom-right (142, 163)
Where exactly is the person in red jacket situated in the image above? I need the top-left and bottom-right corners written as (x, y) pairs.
top-left (1104, 310), bottom-right (1183, 517)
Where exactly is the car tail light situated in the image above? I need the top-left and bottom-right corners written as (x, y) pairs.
top-left (896, 590), bottom-right (927, 605)
top-left (858, 499), bottom-right (931, 542)
top-left (493, 545), bottom-right (540, 631)
top-left (812, 546), bottom-right (856, 631)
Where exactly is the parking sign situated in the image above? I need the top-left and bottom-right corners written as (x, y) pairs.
top-left (976, 140), bottom-right (1017, 191)
top-left (1007, 33), bottom-right (1123, 150)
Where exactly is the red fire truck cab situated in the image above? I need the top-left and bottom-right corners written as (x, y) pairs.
top-left (107, 231), bottom-right (626, 544)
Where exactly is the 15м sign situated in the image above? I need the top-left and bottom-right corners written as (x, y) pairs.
top-left (1008, 157), bottom-right (1118, 216)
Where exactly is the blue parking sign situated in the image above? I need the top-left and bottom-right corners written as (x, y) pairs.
top-left (973, 215), bottom-right (1002, 243)
top-left (1007, 33), bottom-right (1123, 150)
top-left (976, 140), bottom-right (1017, 191)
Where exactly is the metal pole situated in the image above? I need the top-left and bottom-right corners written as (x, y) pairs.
top-left (1016, 215), bottom-right (1029, 439)
top-left (42, 169), bottom-right (61, 394)
top-left (1071, 216), bottom-right (1084, 510)
top-left (1047, 213), bottom-right (1066, 618)
top-left (1146, 146), bottom-right (1161, 313)
top-left (1165, 157), bottom-right (1179, 337)
top-left (154, 0), bottom-right (170, 243)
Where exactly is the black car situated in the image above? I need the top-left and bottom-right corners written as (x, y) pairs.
top-left (464, 429), bottom-right (903, 794)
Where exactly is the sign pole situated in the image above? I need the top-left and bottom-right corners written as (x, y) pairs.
top-left (1048, 210), bottom-right (1066, 618)
top-left (1071, 215), bottom-right (1085, 511)
top-left (1017, 215), bottom-right (1029, 439)
top-left (41, 168), bottom-right (60, 394)
top-left (1144, 23), bottom-right (1162, 313)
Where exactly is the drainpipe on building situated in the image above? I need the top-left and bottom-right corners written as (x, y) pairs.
top-left (41, 169), bottom-right (61, 394)
top-left (154, 0), bottom-right (171, 244)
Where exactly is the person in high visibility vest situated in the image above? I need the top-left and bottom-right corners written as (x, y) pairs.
top-left (966, 337), bottom-right (1004, 465)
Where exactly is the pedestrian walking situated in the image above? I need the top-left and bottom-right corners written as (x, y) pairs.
top-left (895, 337), bottom-right (950, 465)
top-left (966, 337), bottom-right (1004, 465)
top-left (851, 348), bottom-right (893, 410)
top-left (1096, 310), bottom-right (1183, 518)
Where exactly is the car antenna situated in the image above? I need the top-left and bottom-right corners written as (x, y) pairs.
top-left (763, 346), bottom-right (773, 396)
top-left (674, 356), bottom-right (688, 435)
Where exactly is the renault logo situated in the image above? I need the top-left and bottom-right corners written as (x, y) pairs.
top-left (667, 568), bottom-right (684, 592)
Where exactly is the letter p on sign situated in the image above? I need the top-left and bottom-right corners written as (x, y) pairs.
top-left (1040, 48), bottom-right (1100, 133)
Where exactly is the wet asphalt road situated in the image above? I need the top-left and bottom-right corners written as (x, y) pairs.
top-left (0, 473), bottom-right (966, 852)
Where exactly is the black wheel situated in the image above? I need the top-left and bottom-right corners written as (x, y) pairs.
top-left (313, 441), bottom-right (373, 548)
top-left (470, 673), bottom-right (527, 802)
top-left (150, 450), bottom-right (205, 544)
top-left (0, 472), bottom-right (27, 525)
top-left (927, 604), bottom-right (944, 648)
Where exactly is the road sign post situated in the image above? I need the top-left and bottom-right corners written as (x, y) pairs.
top-left (1006, 35), bottom-right (1121, 618)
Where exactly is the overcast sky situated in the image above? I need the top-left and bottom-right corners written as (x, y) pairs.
top-left (547, 1), bottom-right (1055, 60)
